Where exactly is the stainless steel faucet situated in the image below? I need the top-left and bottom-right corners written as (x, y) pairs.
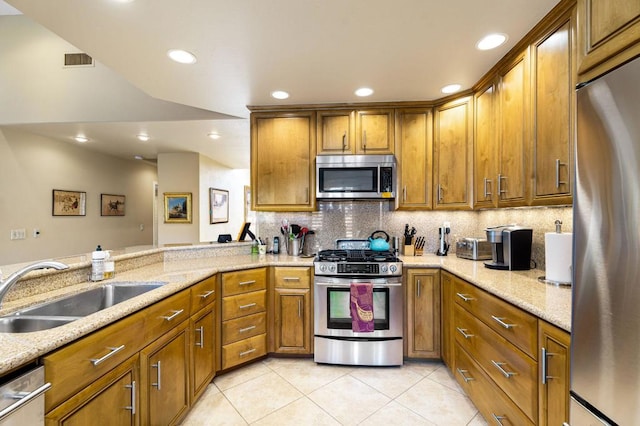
top-left (0, 261), bottom-right (69, 308)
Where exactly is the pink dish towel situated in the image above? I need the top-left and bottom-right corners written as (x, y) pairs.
top-left (350, 282), bottom-right (374, 332)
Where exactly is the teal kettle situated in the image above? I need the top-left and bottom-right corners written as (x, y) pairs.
top-left (369, 230), bottom-right (391, 251)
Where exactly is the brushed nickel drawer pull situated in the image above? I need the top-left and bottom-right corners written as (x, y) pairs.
top-left (239, 325), bottom-right (256, 333)
top-left (239, 280), bottom-right (256, 286)
top-left (125, 381), bottom-right (136, 415)
top-left (456, 327), bottom-right (474, 339)
top-left (239, 348), bottom-right (256, 357)
top-left (417, 279), bottom-right (421, 298)
top-left (455, 293), bottom-right (474, 302)
top-left (239, 303), bottom-right (257, 309)
top-left (456, 368), bottom-right (474, 383)
top-left (162, 309), bottom-right (184, 321)
top-left (491, 315), bottom-right (515, 329)
top-left (90, 345), bottom-right (125, 366)
top-left (541, 347), bottom-right (557, 384)
top-left (556, 159), bottom-right (567, 188)
top-left (152, 361), bottom-right (161, 390)
top-left (491, 360), bottom-right (516, 378)
top-left (195, 326), bottom-right (204, 347)
top-left (298, 299), bottom-right (302, 318)
top-left (199, 290), bottom-right (215, 299)
top-left (484, 177), bottom-right (492, 199)
top-left (283, 277), bottom-right (300, 281)
top-left (492, 413), bottom-right (507, 425)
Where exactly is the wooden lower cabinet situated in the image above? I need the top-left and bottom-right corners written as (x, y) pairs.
top-left (405, 269), bottom-right (440, 359)
top-left (46, 355), bottom-right (139, 426)
top-left (140, 320), bottom-right (190, 426)
top-left (190, 306), bottom-right (216, 402)
top-left (272, 267), bottom-right (312, 354)
top-left (538, 320), bottom-right (571, 426)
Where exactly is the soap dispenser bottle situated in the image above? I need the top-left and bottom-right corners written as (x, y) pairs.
top-left (91, 245), bottom-right (106, 281)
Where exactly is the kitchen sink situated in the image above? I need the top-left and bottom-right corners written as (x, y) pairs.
top-left (0, 281), bottom-right (167, 333)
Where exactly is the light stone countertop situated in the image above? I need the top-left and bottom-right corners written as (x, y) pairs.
top-left (0, 250), bottom-right (571, 376)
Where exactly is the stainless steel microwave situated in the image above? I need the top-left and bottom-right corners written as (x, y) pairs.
top-left (316, 155), bottom-right (396, 200)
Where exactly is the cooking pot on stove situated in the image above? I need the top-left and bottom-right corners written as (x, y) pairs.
top-left (369, 230), bottom-right (391, 251)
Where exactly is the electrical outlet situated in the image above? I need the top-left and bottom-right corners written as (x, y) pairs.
top-left (33, 228), bottom-right (40, 238)
top-left (10, 229), bottom-right (26, 240)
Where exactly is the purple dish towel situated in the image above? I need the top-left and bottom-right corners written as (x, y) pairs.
top-left (350, 282), bottom-right (374, 332)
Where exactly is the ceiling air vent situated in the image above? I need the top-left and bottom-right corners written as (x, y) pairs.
top-left (64, 53), bottom-right (94, 67)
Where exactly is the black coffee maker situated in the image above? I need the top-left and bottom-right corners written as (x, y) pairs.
top-left (484, 226), bottom-right (533, 270)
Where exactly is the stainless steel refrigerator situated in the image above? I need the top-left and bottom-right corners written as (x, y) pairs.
top-left (572, 55), bottom-right (640, 425)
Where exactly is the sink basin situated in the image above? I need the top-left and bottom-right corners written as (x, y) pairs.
top-left (0, 281), bottom-right (167, 333)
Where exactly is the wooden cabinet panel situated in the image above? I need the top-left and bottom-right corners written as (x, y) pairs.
top-left (273, 266), bottom-right (311, 289)
top-left (532, 16), bottom-right (574, 205)
top-left (222, 268), bottom-right (267, 296)
top-left (141, 290), bottom-right (191, 344)
top-left (251, 112), bottom-right (315, 211)
top-left (190, 275), bottom-right (217, 313)
top-left (396, 108), bottom-right (433, 209)
top-left (434, 97), bottom-right (473, 210)
top-left (538, 321), bottom-right (571, 426)
top-left (222, 290), bottom-right (267, 321)
top-left (405, 269), bottom-right (440, 359)
top-left (473, 84), bottom-right (498, 208)
top-left (274, 288), bottom-right (311, 353)
top-left (222, 312), bottom-right (267, 345)
top-left (356, 109), bottom-right (395, 154)
top-left (140, 321), bottom-right (190, 426)
top-left (317, 110), bottom-right (355, 154)
top-left (222, 334), bottom-right (267, 369)
top-left (191, 306), bottom-right (216, 402)
top-left (440, 271), bottom-right (456, 369)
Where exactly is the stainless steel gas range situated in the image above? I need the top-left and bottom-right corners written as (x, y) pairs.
top-left (313, 241), bottom-right (403, 366)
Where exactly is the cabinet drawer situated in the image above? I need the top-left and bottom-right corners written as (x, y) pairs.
top-left (222, 268), bottom-right (267, 296)
top-left (222, 312), bottom-right (267, 345)
top-left (141, 289), bottom-right (191, 343)
top-left (222, 334), bottom-right (267, 369)
top-left (454, 304), bottom-right (537, 421)
top-left (190, 275), bottom-right (217, 313)
top-left (274, 267), bottom-right (311, 289)
top-left (453, 279), bottom-right (537, 358)
top-left (222, 290), bottom-right (267, 321)
top-left (454, 344), bottom-right (534, 426)
top-left (44, 312), bottom-right (145, 411)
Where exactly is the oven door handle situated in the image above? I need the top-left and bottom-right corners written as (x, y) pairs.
top-left (314, 281), bottom-right (402, 287)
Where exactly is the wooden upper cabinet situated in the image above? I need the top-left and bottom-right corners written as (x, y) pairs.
top-left (532, 14), bottom-right (574, 205)
top-left (473, 83), bottom-right (498, 209)
top-left (577, 0), bottom-right (640, 82)
top-left (356, 109), bottom-right (395, 154)
top-left (395, 108), bottom-right (433, 210)
top-left (496, 53), bottom-right (530, 207)
top-left (317, 110), bottom-right (355, 154)
top-left (251, 111), bottom-right (316, 211)
top-left (433, 97), bottom-right (473, 210)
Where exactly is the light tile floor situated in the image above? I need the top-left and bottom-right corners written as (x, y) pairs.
top-left (181, 358), bottom-right (488, 425)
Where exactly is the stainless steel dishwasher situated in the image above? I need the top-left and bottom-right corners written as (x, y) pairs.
top-left (0, 366), bottom-right (50, 425)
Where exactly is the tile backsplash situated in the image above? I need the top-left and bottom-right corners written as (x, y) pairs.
top-left (255, 201), bottom-right (572, 269)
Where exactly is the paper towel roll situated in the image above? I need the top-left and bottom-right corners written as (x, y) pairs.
top-left (545, 232), bottom-right (572, 284)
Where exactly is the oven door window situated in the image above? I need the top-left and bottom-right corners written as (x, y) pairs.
top-left (318, 167), bottom-right (378, 193)
top-left (326, 287), bottom-right (389, 330)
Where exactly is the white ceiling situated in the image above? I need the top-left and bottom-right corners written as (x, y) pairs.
top-left (2, 0), bottom-right (560, 169)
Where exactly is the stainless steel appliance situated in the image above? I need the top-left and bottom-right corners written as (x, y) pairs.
top-left (455, 237), bottom-right (492, 260)
top-left (0, 366), bottom-right (50, 425)
top-left (570, 55), bottom-right (640, 425)
top-left (484, 226), bottom-right (533, 270)
top-left (316, 155), bottom-right (396, 200)
top-left (314, 240), bottom-right (403, 366)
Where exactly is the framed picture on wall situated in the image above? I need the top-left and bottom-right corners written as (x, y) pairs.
top-left (210, 188), bottom-right (229, 224)
top-left (52, 189), bottom-right (86, 216)
top-left (100, 194), bottom-right (125, 216)
top-left (164, 192), bottom-right (192, 223)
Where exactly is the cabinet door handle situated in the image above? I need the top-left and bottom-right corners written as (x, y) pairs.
top-left (416, 279), bottom-right (421, 298)
top-left (195, 326), bottom-right (204, 348)
top-left (298, 299), bottom-right (302, 318)
top-left (555, 159), bottom-right (567, 188)
top-left (90, 345), bottom-right (125, 366)
top-left (161, 309), bottom-right (184, 321)
top-left (342, 131), bottom-right (347, 151)
top-left (152, 361), bottom-right (162, 390)
top-left (239, 348), bottom-right (256, 357)
top-left (456, 368), bottom-right (474, 383)
top-left (541, 347), bottom-right (557, 384)
top-left (498, 174), bottom-right (507, 196)
top-left (455, 293), bottom-right (475, 302)
top-left (283, 277), bottom-right (300, 282)
top-left (484, 178), bottom-right (492, 199)
top-left (491, 360), bottom-right (516, 378)
top-left (239, 280), bottom-right (256, 286)
top-left (456, 327), bottom-right (474, 339)
top-left (199, 290), bottom-right (215, 299)
top-left (239, 325), bottom-right (256, 333)
top-left (239, 302), bottom-right (257, 310)
top-left (403, 185), bottom-right (407, 202)
top-left (362, 130), bottom-right (367, 151)
top-left (491, 315), bottom-right (515, 329)
top-left (437, 184), bottom-right (443, 202)
top-left (125, 380), bottom-right (136, 415)
top-left (491, 413), bottom-right (507, 425)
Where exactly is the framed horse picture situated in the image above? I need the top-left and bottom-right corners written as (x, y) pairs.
top-left (52, 189), bottom-right (86, 216)
top-left (101, 194), bottom-right (125, 216)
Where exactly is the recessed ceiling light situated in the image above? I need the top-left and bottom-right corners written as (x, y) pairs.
top-left (208, 132), bottom-right (221, 140)
top-left (355, 87), bottom-right (374, 97)
top-left (133, 155), bottom-right (144, 160)
top-left (271, 90), bottom-right (290, 100)
top-left (441, 84), bottom-right (462, 94)
top-left (167, 49), bottom-right (197, 64)
top-left (74, 135), bottom-right (89, 143)
top-left (476, 33), bottom-right (508, 50)
top-left (137, 134), bottom-right (149, 142)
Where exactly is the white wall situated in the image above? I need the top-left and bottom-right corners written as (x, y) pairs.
top-left (0, 127), bottom-right (157, 264)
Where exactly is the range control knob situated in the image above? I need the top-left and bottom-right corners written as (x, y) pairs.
top-left (328, 265), bottom-right (336, 273)
top-left (380, 265), bottom-right (388, 273)
top-left (389, 265), bottom-right (398, 274)
top-left (319, 264), bottom-right (326, 272)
